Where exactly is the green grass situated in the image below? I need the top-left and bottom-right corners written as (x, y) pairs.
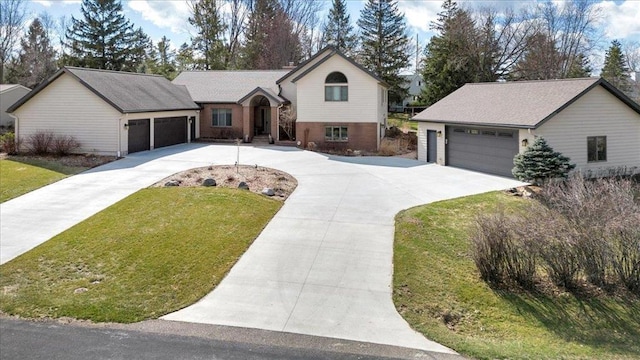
top-left (394, 192), bottom-right (640, 359)
top-left (388, 113), bottom-right (418, 131)
top-left (0, 159), bottom-right (78, 202)
top-left (0, 187), bottom-right (281, 323)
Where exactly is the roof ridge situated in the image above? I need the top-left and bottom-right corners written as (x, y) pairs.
top-left (64, 66), bottom-right (165, 78)
top-left (179, 69), bottom-right (289, 73)
top-left (467, 77), bottom-right (598, 86)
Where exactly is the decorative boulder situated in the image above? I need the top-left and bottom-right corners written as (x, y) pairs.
top-left (238, 181), bottom-right (249, 190)
top-left (165, 180), bottom-right (180, 187)
top-left (202, 178), bottom-right (216, 187)
top-left (262, 188), bottom-right (275, 196)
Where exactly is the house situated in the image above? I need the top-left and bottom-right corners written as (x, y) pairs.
top-left (413, 77), bottom-right (640, 177)
top-left (390, 73), bottom-right (422, 113)
top-left (7, 67), bottom-right (200, 156)
top-left (174, 46), bottom-right (389, 151)
top-left (1, 84), bottom-right (31, 127)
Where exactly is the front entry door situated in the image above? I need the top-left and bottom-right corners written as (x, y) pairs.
top-left (260, 107), bottom-right (270, 135)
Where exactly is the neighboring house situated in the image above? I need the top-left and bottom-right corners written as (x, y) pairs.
top-left (1, 84), bottom-right (31, 127)
top-left (413, 77), bottom-right (640, 177)
top-left (390, 73), bottom-right (422, 113)
top-left (7, 67), bottom-right (200, 156)
top-left (174, 46), bottom-right (389, 151)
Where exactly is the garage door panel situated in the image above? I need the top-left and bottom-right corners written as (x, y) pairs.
top-left (446, 126), bottom-right (518, 177)
top-left (154, 116), bottom-right (187, 149)
top-left (128, 119), bottom-right (150, 154)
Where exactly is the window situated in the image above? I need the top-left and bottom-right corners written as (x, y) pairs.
top-left (325, 126), bottom-right (348, 141)
top-left (325, 71), bottom-right (348, 101)
top-left (587, 136), bottom-right (607, 162)
top-left (212, 108), bottom-right (232, 127)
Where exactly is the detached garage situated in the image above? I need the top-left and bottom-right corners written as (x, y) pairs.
top-left (414, 78), bottom-right (640, 177)
top-left (7, 67), bottom-right (200, 156)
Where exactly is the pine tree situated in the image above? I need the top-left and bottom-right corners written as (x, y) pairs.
top-left (420, 0), bottom-right (480, 105)
top-left (189, 0), bottom-right (227, 70)
top-left (357, 0), bottom-right (410, 105)
top-left (510, 32), bottom-right (562, 80)
top-left (512, 137), bottom-right (575, 185)
top-left (156, 36), bottom-right (177, 79)
top-left (5, 17), bottom-right (57, 88)
top-left (65, 0), bottom-right (148, 71)
top-left (566, 53), bottom-right (592, 78)
top-left (321, 0), bottom-right (358, 55)
top-left (176, 42), bottom-right (196, 72)
top-left (601, 40), bottom-right (632, 93)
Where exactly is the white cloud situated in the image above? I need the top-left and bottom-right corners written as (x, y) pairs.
top-left (34, 0), bottom-right (52, 7)
top-left (127, 0), bottom-right (191, 35)
top-left (397, 0), bottom-right (441, 34)
top-left (598, 0), bottom-right (640, 40)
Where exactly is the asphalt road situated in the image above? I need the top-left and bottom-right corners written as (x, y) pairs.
top-left (0, 318), bottom-right (465, 360)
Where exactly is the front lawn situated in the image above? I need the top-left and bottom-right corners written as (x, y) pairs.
top-left (388, 113), bottom-right (418, 132)
top-left (0, 155), bottom-right (113, 202)
top-left (0, 187), bottom-right (281, 323)
top-left (394, 192), bottom-right (640, 359)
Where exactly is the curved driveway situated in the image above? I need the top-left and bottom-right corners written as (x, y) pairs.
top-left (1, 144), bottom-right (524, 353)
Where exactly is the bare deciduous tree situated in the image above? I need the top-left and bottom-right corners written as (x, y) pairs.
top-left (0, 0), bottom-right (26, 82)
top-left (278, 105), bottom-right (296, 140)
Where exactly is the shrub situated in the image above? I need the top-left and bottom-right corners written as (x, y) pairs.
top-left (0, 132), bottom-right (18, 154)
top-left (51, 135), bottom-right (80, 155)
top-left (26, 131), bottom-right (55, 155)
top-left (512, 137), bottom-right (575, 185)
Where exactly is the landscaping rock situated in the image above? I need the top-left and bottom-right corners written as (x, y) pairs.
top-left (262, 188), bottom-right (275, 196)
top-left (202, 178), bottom-right (216, 187)
top-left (165, 180), bottom-right (180, 187)
top-left (238, 181), bottom-right (249, 190)
top-left (74, 287), bottom-right (88, 294)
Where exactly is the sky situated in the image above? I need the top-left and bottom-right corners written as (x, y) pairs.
top-left (23, 0), bottom-right (640, 73)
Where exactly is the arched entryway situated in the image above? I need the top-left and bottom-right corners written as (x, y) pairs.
top-left (251, 95), bottom-right (271, 136)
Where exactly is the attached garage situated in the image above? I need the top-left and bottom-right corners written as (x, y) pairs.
top-left (154, 116), bottom-right (187, 149)
top-left (8, 67), bottom-right (200, 156)
top-left (446, 126), bottom-right (518, 177)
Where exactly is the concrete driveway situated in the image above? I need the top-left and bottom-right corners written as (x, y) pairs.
top-left (1, 144), bottom-right (524, 353)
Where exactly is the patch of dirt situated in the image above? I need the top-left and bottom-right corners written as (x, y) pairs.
top-left (152, 165), bottom-right (297, 201)
top-left (5, 154), bottom-right (116, 168)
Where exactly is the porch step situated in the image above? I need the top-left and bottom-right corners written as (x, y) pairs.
top-left (251, 135), bottom-right (271, 145)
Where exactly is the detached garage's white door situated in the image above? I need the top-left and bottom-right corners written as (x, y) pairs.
top-left (446, 126), bottom-right (518, 177)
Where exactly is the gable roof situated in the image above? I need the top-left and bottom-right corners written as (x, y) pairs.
top-left (277, 45), bottom-right (388, 87)
top-left (172, 70), bottom-right (288, 103)
top-left (8, 67), bottom-right (199, 113)
top-left (238, 87), bottom-right (288, 105)
top-left (412, 77), bottom-right (640, 129)
top-left (1, 84), bottom-right (31, 93)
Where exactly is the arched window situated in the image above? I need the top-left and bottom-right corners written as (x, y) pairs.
top-left (325, 72), bottom-right (348, 101)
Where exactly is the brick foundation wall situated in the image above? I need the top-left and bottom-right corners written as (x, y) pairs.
top-left (296, 122), bottom-right (379, 152)
top-left (199, 104), bottom-right (244, 139)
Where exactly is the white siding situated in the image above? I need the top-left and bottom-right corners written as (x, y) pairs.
top-left (14, 73), bottom-right (122, 155)
top-left (417, 122), bottom-right (445, 164)
top-left (296, 55), bottom-right (380, 124)
top-left (279, 48), bottom-right (333, 108)
top-left (536, 85), bottom-right (640, 172)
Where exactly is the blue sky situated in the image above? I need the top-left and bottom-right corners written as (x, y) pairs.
top-left (25, 0), bottom-right (640, 71)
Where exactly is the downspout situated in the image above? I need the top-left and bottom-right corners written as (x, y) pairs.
top-left (277, 103), bottom-right (284, 142)
top-left (118, 113), bottom-right (129, 158)
top-left (9, 113), bottom-right (19, 152)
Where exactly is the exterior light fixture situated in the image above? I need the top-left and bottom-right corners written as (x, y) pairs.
top-left (521, 139), bottom-right (529, 147)
top-left (437, 130), bottom-right (442, 137)
top-left (123, 123), bottom-right (129, 129)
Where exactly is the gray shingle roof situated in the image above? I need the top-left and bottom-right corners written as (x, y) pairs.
top-left (8, 67), bottom-right (199, 113)
top-left (172, 70), bottom-right (289, 103)
top-left (412, 77), bottom-right (639, 128)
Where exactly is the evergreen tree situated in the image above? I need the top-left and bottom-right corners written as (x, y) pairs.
top-left (566, 53), bottom-right (592, 78)
top-left (176, 42), bottom-right (196, 71)
top-left (510, 32), bottom-right (562, 80)
top-left (357, 0), bottom-right (410, 105)
top-left (601, 40), bottom-right (631, 93)
top-left (321, 0), bottom-right (358, 55)
top-left (512, 137), bottom-right (575, 185)
top-left (65, 0), bottom-right (148, 71)
top-left (420, 0), bottom-right (481, 105)
top-left (5, 17), bottom-right (57, 88)
top-left (156, 36), bottom-right (177, 79)
top-left (189, 0), bottom-right (227, 70)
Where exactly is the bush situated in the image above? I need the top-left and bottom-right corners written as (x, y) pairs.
top-left (24, 131), bottom-right (80, 155)
top-left (26, 131), bottom-right (55, 155)
top-left (51, 135), bottom-right (80, 155)
top-left (472, 175), bottom-right (640, 295)
top-left (512, 137), bottom-right (575, 185)
top-left (0, 132), bottom-right (18, 154)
